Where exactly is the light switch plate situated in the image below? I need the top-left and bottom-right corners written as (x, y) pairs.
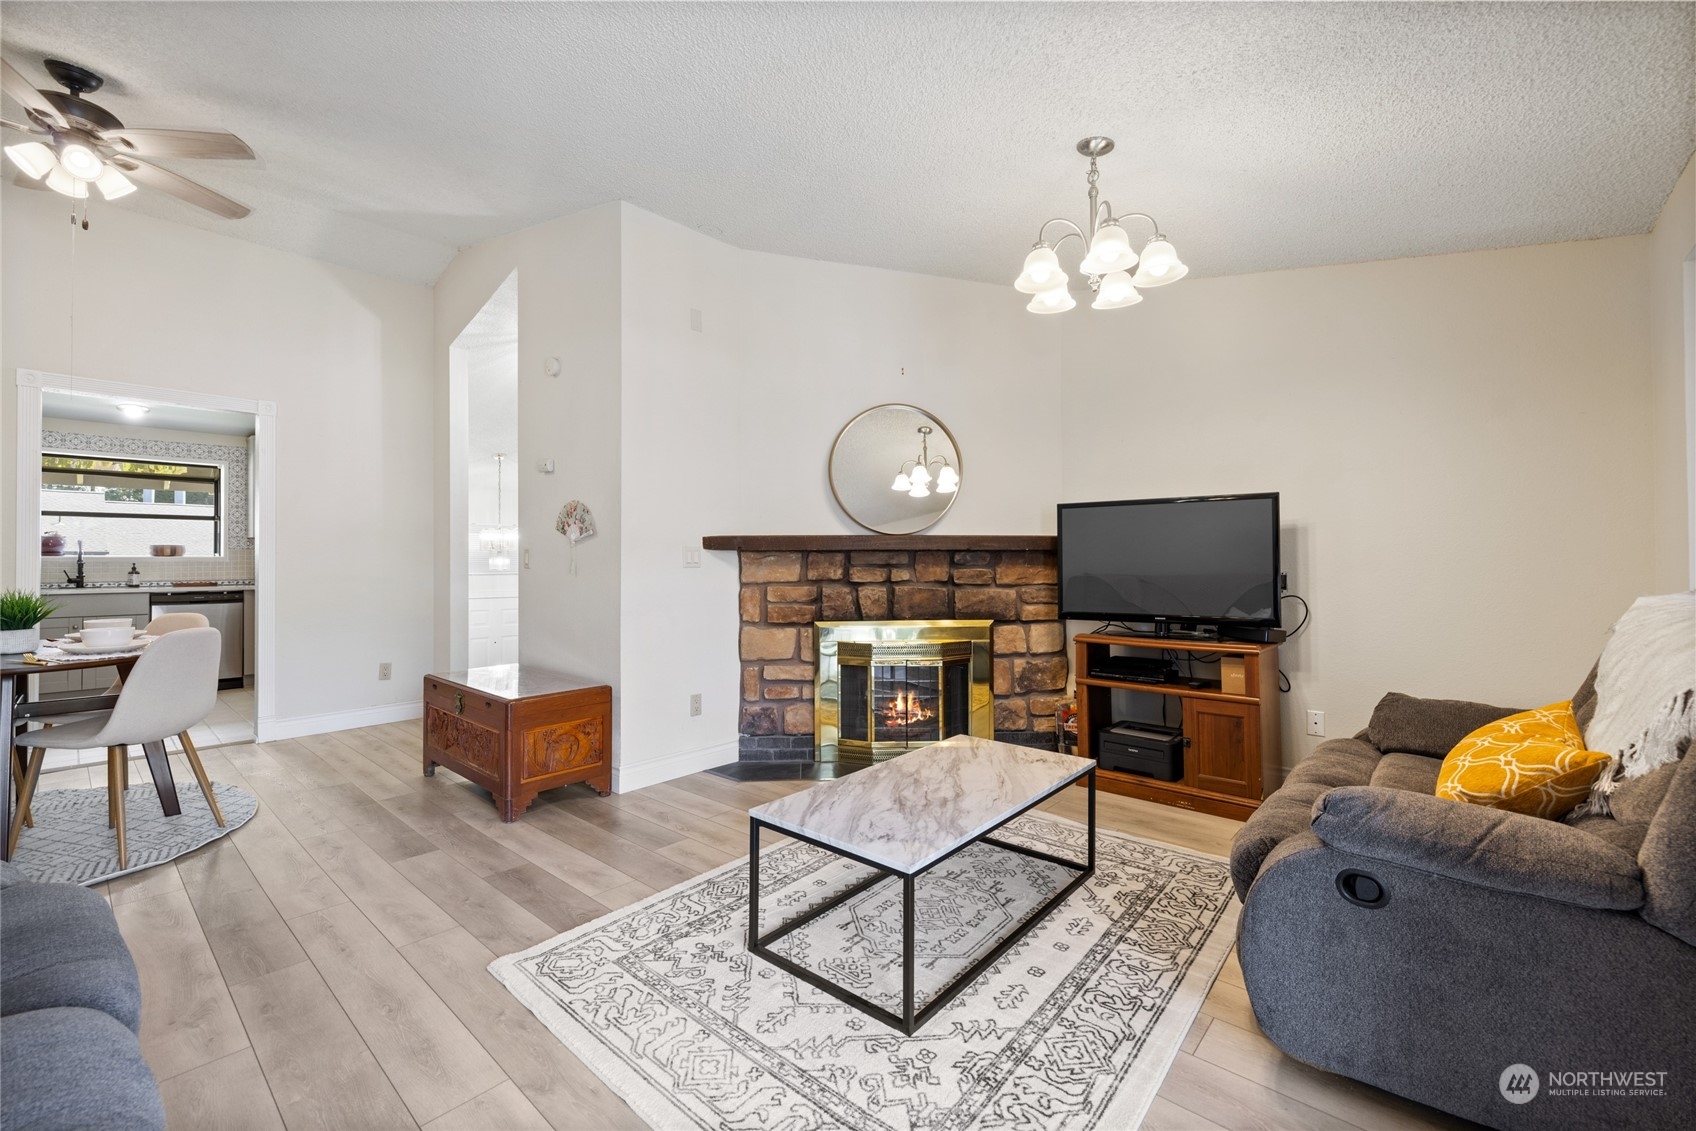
top-left (682, 547), bottom-right (701, 568)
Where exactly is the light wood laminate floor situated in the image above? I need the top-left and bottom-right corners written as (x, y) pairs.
top-left (32, 723), bottom-right (1478, 1130)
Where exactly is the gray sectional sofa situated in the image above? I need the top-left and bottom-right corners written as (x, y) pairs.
top-left (0, 862), bottom-right (165, 1130)
top-left (1231, 679), bottom-right (1696, 1130)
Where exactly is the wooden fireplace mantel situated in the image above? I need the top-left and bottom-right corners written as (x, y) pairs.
top-left (702, 534), bottom-right (1056, 552)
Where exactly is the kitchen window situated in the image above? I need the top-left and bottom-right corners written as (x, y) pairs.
top-left (41, 454), bottom-right (223, 556)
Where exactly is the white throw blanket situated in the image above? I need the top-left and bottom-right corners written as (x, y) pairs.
top-left (1582, 592), bottom-right (1696, 814)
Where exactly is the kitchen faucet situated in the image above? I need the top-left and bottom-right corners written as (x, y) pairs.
top-left (63, 541), bottom-right (86, 588)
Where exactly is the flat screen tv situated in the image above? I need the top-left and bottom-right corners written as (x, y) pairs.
top-left (1057, 493), bottom-right (1281, 628)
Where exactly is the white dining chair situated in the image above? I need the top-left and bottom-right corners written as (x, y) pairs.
top-left (9, 627), bottom-right (224, 865)
top-left (10, 612), bottom-right (213, 830)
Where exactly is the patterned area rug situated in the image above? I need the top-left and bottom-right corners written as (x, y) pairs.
top-left (491, 813), bottom-right (1238, 1131)
top-left (9, 783), bottom-right (257, 886)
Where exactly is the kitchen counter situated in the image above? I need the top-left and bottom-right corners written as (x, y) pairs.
top-left (41, 583), bottom-right (256, 594)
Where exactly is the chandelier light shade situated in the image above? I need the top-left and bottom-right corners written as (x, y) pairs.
top-left (1131, 237), bottom-right (1189, 286)
top-left (1026, 285), bottom-right (1077, 314)
top-left (1091, 271), bottom-right (1143, 310)
top-left (1013, 246), bottom-right (1068, 294)
top-left (1013, 136), bottom-right (1186, 314)
top-left (1078, 222), bottom-right (1138, 276)
top-left (891, 425), bottom-right (959, 499)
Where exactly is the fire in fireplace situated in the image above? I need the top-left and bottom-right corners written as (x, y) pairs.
top-left (816, 620), bottom-right (992, 763)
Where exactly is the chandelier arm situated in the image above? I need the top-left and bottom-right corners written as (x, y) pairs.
top-left (1038, 217), bottom-right (1087, 247)
top-left (1116, 212), bottom-right (1162, 236)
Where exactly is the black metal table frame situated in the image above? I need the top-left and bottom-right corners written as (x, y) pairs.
top-left (748, 765), bottom-right (1095, 1035)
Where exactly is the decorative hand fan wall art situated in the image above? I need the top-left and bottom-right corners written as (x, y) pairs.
top-left (556, 500), bottom-right (597, 574)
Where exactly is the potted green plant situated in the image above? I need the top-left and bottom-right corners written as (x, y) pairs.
top-left (0, 590), bottom-right (59, 654)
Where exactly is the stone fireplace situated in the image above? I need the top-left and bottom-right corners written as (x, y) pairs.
top-left (816, 620), bottom-right (992, 762)
top-left (703, 535), bottom-right (1065, 760)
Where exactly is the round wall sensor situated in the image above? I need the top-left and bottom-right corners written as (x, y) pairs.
top-left (544, 357), bottom-right (562, 377)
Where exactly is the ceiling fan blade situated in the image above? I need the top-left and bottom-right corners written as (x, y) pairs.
top-left (2, 117), bottom-right (46, 134)
top-left (104, 127), bottom-right (255, 160)
top-left (110, 156), bottom-right (250, 219)
top-left (9, 171), bottom-right (49, 190)
top-left (1, 58), bottom-right (67, 130)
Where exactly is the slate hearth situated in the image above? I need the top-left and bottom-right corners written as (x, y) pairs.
top-left (703, 535), bottom-right (1065, 760)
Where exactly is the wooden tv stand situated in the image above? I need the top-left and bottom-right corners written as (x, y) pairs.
top-left (1072, 633), bottom-right (1280, 821)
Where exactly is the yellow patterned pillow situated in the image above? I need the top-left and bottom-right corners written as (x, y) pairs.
top-left (1435, 702), bottom-right (1611, 819)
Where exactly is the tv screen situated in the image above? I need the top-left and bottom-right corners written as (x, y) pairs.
top-left (1057, 494), bottom-right (1281, 626)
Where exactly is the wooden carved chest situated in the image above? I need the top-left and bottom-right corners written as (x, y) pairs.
top-left (422, 664), bottom-right (612, 820)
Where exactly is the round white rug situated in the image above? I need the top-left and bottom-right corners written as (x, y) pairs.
top-left (8, 782), bottom-right (257, 886)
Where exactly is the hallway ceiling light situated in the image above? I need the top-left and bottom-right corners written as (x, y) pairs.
top-left (478, 452), bottom-right (518, 570)
top-left (891, 426), bottom-right (958, 498)
top-left (1014, 137), bottom-right (1187, 314)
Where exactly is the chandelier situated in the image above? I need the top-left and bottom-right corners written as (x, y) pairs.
top-left (1014, 137), bottom-right (1188, 313)
top-left (479, 453), bottom-right (518, 571)
top-left (890, 426), bottom-right (958, 498)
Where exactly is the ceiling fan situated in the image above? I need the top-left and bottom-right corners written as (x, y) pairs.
top-left (1, 56), bottom-right (254, 219)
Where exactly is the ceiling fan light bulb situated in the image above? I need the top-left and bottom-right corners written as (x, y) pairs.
top-left (94, 166), bottom-right (135, 200)
top-left (1014, 246), bottom-right (1065, 294)
top-left (43, 165), bottom-right (89, 199)
top-left (57, 141), bottom-right (103, 181)
top-left (3, 141), bottom-right (56, 180)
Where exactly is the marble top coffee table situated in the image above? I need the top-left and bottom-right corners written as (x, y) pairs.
top-left (747, 735), bottom-right (1096, 1034)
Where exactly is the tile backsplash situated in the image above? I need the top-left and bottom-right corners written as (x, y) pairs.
top-left (42, 548), bottom-right (255, 587)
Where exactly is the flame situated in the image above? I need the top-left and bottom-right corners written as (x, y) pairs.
top-left (883, 689), bottom-right (935, 727)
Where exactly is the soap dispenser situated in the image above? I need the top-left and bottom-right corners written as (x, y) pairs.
top-left (126, 563), bottom-right (141, 587)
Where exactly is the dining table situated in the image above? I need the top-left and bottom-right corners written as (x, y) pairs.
top-left (2, 645), bottom-right (183, 862)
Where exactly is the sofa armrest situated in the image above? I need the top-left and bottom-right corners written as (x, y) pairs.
top-left (1363, 692), bottom-right (1520, 757)
top-left (1311, 786), bottom-right (1644, 910)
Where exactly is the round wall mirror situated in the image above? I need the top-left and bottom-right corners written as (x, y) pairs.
top-left (829, 404), bottom-right (962, 534)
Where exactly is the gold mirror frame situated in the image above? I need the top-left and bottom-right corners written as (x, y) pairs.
top-left (828, 403), bottom-right (962, 534)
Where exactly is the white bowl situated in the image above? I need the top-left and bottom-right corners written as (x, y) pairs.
top-left (80, 626), bottom-right (134, 649)
top-left (83, 617), bottom-right (133, 630)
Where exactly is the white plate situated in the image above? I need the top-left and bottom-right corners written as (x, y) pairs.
top-left (63, 630), bottom-right (144, 642)
top-left (54, 636), bottom-right (154, 655)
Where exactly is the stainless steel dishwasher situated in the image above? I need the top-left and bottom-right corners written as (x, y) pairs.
top-left (150, 590), bottom-right (245, 689)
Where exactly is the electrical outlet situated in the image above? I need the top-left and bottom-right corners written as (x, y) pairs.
top-left (682, 547), bottom-right (701, 568)
top-left (1305, 709), bottom-right (1325, 737)
top-left (523, 548), bottom-right (531, 569)
top-left (689, 693), bottom-right (702, 717)
top-left (378, 662), bottom-right (392, 681)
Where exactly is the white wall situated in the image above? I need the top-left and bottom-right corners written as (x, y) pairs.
top-left (609, 205), bottom-right (1063, 788)
top-left (2, 184), bottom-right (434, 731)
top-left (1647, 153), bottom-right (1695, 592)
top-left (431, 205), bottom-right (623, 724)
top-left (1061, 235), bottom-right (1655, 769)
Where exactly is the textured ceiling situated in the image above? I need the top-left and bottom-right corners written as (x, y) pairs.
top-left (3, 2), bottom-right (1692, 287)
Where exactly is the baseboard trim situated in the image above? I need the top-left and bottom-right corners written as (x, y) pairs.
top-left (258, 701), bottom-right (422, 743)
top-left (613, 738), bottom-right (739, 793)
